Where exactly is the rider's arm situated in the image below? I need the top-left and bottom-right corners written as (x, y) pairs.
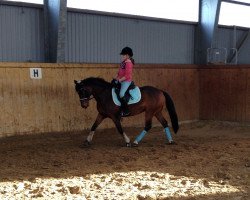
top-left (118, 76), bottom-right (126, 82)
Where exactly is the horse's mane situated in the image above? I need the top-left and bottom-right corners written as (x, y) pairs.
top-left (81, 77), bottom-right (112, 88)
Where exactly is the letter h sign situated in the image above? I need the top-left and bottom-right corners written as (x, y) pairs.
top-left (30, 68), bottom-right (42, 79)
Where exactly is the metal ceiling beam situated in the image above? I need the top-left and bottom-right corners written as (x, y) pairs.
top-left (44, 0), bottom-right (67, 63)
top-left (222, 0), bottom-right (250, 7)
top-left (228, 29), bottom-right (250, 63)
top-left (195, 0), bottom-right (222, 64)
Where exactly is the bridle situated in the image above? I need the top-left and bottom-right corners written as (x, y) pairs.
top-left (80, 96), bottom-right (94, 101)
top-left (78, 87), bottom-right (94, 102)
top-left (77, 82), bottom-right (107, 103)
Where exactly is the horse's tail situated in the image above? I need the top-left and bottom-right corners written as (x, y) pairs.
top-left (162, 91), bottom-right (179, 133)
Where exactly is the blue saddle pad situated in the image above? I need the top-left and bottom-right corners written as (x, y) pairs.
top-left (112, 87), bottom-right (141, 106)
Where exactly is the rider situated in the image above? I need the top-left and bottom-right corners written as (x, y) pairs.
top-left (115, 47), bottom-right (135, 117)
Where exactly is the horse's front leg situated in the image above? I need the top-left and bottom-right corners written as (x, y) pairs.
top-left (82, 113), bottom-right (105, 147)
top-left (112, 117), bottom-right (131, 147)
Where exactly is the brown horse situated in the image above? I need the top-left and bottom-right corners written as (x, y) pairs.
top-left (74, 77), bottom-right (179, 147)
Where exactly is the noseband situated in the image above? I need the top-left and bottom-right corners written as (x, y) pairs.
top-left (80, 96), bottom-right (94, 101)
top-left (78, 87), bottom-right (94, 102)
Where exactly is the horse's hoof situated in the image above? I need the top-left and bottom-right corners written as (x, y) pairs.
top-left (125, 142), bottom-right (131, 147)
top-left (132, 142), bottom-right (139, 147)
top-left (166, 141), bottom-right (177, 145)
top-left (80, 140), bottom-right (91, 148)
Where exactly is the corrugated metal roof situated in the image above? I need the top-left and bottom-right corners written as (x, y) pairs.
top-left (65, 12), bottom-right (195, 64)
top-left (0, 3), bottom-right (249, 64)
top-left (0, 4), bottom-right (44, 62)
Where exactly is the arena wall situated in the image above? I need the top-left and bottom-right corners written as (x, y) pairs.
top-left (199, 65), bottom-right (250, 122)
top-left (1, 63), bottom-right (249, 137)
top-left (0, 63), bottom-right (199, 137)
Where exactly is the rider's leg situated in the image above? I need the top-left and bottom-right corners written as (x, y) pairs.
top-left (119, 81), bottom-right (131, 116)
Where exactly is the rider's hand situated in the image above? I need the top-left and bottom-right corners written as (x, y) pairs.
top-left (111, 79), bottom-right (118, 86)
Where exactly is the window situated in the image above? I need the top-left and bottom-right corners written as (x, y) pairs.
top-left (219, 1), bottom-right (250, 27)
top-left (2, 0), bottom-right (43, 4)
top-left (67, 0), bottom-right (199, 22)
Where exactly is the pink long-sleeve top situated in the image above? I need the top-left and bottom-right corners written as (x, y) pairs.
top-left (117, 59), bottom-right (133, 82)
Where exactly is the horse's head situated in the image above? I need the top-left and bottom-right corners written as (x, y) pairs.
top-left (74, 80), bottom-right (93, 109)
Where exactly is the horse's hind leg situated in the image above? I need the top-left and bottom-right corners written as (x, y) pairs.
top-left (82, 113), bottom-right (105, 147)
top-left (111, 117), bottom-right (131, 147)
top-left (155, 112), bottom-right (175, 144)
top-left (133, 112), bottom-right (153, 146)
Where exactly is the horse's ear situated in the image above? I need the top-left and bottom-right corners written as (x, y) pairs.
top-left (74, 80), bottom-right (81, 84)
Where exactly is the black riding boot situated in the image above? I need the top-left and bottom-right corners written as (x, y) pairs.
top-left (120, 97), bottom-right (130, 117)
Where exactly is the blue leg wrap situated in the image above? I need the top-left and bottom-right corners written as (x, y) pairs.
top-left (164, 127), bottom-right (173, 142)
top-left (135, 130), bottom-right (147, 143)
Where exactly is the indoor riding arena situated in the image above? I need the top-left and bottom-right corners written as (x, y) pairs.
top-left (0, 0), bottom-right (249, 200)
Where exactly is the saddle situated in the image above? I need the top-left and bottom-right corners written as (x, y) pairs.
top-left (111, 79), bottom-right (141, 106)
